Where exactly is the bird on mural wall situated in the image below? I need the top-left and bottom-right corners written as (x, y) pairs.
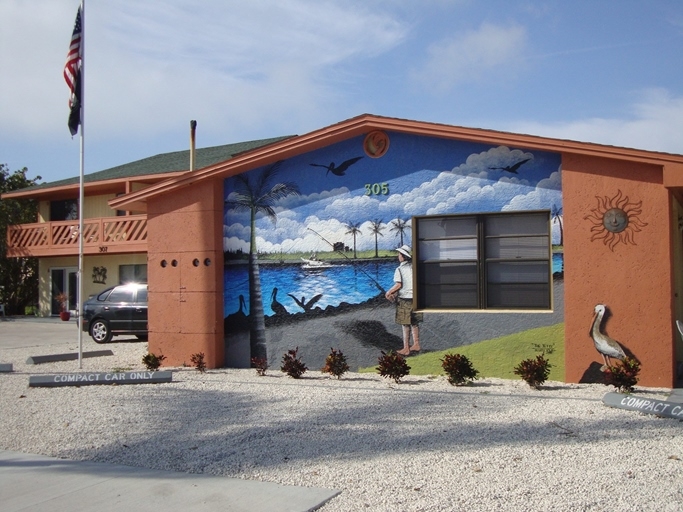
top-left (270, 288), bottom-right (289, 316)
top-left (590, 304), bottom-right (627, 368)
top-left (309, 156), bottom-right (363, 176)
top-left (287, 293), bottom-right (323, 313)
top-left (488, 157), bottom-right (531, 174)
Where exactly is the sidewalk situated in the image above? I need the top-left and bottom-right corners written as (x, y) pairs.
top-left (0, 450), bottom-right (338, 512)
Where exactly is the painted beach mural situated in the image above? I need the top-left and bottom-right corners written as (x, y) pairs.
top-left (223, 132), bottom-right (563, 371)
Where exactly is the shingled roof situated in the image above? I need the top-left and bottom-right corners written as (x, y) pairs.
top-left (17, 135), bottom-right (296, 192)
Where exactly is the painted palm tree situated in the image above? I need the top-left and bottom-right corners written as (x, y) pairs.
top-left (551, 204), bottom-right (564, 246)
top-left (369, 219), bottom-right (384, 258)
top-left (390, 218), bottom-right (409, 246)
top-left (225, 161), bottom-right (300, 361)
top-left (345, 221), bottom-right (362, 259)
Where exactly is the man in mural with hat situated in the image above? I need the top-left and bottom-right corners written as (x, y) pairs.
top-left (385, 244), bottom-right (423, 356)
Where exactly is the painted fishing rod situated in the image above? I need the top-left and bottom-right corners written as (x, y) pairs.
top-left (306, 227), bottom-right (386, 294)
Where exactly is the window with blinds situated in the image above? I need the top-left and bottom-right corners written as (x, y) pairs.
top-left (415, 211), bottom-right (552, 310)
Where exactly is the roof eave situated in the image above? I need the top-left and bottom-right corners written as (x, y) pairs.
top-left (111, 113), bottom-right (683, 210)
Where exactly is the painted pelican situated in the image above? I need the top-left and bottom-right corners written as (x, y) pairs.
top-left (590, 304), bottom-right (627, 368)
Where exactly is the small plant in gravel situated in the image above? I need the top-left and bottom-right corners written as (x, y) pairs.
top-left (321, 347), bottom-right (350, 379)
top-left (377, 350), bottom-right (411, 383)
top-left (514, 353), bottom-right (551, 389)
top-left (441, 353), bottom-right (479, 386)
top-left (603, 357), bottom-right (640, 393)
top-left (190, 352), bottom-right (207, 373)
top-left (281, 347), bottom-right (307, 379)
top-left (251, 357), bottom-right (268, 376)
top-left (142, 352), bottom-right (166, 371)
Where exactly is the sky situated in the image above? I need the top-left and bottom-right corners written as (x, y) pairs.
top-left (2, 0), bottom-right (683, 185)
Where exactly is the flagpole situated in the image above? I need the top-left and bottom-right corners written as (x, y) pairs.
top-left (77, 0), bottom-right (85, 369)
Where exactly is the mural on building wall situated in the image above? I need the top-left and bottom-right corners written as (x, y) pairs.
top-left (223, 132), bottom-right (564, 370)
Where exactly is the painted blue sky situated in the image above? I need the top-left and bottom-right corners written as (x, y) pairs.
top-left (223, 136), bottom-right (562, 254)
top-left (2, 1), bottom-right (683, 185)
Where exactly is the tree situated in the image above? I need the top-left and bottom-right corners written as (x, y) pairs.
top-left (344, 221), bottom-right (362, 259)
top-left (0, 165), bottom-right (42, 315)
top-left (551, 204), bottom-right (564, 247)
top-left (224, 161), bottom-right (299, 361)
top-left (390, 217), bottom-right (409, 246)
top-left (369, 219), bottom-right (384, 258)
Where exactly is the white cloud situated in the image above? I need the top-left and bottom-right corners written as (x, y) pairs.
top-left (1, 0), bottom-right (408, 139)
top-left (412, 22), bottom-right (528, 92)
top-left (506, 88), bottom-right (683, 154)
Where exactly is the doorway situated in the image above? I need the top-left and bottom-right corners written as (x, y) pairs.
top-left (50, 267), bottom-right (78, 315)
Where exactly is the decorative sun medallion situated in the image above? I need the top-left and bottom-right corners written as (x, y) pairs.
top-left (584, 189), bottom-right (647, 251)
top-left (363, 130), bottom-right (390, 158)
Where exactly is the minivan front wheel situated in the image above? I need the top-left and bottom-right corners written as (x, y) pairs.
top-left (90, 319), bottom-right (113, 343)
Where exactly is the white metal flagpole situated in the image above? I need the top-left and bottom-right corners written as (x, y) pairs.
top-left (77, 0), bottom-right (85, 369)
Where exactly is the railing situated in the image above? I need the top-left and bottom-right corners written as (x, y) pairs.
top-left (6, 215), bottom-right (147, 257)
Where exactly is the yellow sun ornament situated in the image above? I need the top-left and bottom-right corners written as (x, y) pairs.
top-left (584, 190), bottom-right (647, 251)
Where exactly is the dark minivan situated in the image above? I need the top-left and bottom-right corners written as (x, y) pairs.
top-left (82, 283), bottom-right (148, 343)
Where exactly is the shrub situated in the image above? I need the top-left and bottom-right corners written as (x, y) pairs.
top-left (251, 357), bottom-right (268, 376)
top-left (321, 347), bottom-right (350, 379)
top-left (190, 352), bottom-right (207, 373)
top-left (603, 357), bottom-right (640, 393)
top-left (441, 353), bottom-right (479, 386)
top-left (281, 347), bottom-right (307, 379)
top-left (514, 353), bottom-right (551, 389)
top-left (377, 350), bottom-right (411, 383)
top-left (142, 352), bottom-right (166, 371)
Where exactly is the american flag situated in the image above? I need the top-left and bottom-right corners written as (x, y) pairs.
top-left (64, 6), bottom-right (82, 135)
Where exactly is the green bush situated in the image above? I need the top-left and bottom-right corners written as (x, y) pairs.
top-left (281, 347), bottom-right (307, 379)
top-left (441, 353), bottom-right (479, 386)
top-left (321, 347), bottom-right (350, 379)
top-left (142, 352), bottom-right (166, 371)
top-left (190, 352), bottom-right (207, 373)
top-left (251, 357), bottom-right (268, 376)
top-left (514, 353), bottom-right (551, 389)
top-left (603, 357), bottom-right (640, 393)
top-left (377, 350), bottom-right (411, 383)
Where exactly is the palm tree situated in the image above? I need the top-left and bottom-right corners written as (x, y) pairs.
top-left (344, 221), bottom-right (362, 258)
top-left (551, 205), bottom-right (564, 247)
top-left (369, 219), bottom-right (384, 258)
top-left (390, 218), bottom-right (410, 246)
top-left (225, 161), bottom-right (300, 361)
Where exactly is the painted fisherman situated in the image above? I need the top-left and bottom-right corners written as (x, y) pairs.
top-left (385, 244), bottom-right (422, 356)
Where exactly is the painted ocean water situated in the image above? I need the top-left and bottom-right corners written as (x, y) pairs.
top-left (224, 253), bottom-right (564, 317)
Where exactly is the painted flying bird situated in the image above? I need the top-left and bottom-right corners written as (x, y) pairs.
top-left (270, 288), bottom-right (289, 316)
top-left (589, 304), bottom-right (627, 368)
top-left (310, 156), bottom-right (363, 176)
top-left (488, 157), bottom-right (531, 174)
top-left (287, 293), bottom-right (323, 313)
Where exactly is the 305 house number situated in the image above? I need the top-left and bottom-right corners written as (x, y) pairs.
top-left (364, 183), bottom-right (389, 195)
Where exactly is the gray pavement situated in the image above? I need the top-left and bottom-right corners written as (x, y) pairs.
top-left (0, 316), bottom-right (339, 512)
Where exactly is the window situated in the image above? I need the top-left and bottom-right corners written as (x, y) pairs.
top-left (119, 264), bottom-right (147, 284)
top-left (50, 199), bottom-right (78, 221)
top-left (415, 211), bottom-right (552, 310)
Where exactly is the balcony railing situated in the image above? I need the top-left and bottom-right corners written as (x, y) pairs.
top-left (6, 215), bottom-right (147, 257)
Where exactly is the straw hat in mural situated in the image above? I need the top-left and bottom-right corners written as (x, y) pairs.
top-left (396, 245), bottom-right (412, 259)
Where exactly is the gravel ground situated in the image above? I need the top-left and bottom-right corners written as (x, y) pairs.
top-left (1, 339), bottom-right (682, 512)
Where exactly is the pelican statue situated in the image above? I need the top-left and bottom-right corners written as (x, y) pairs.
top-left (270, 288), bottom-right (289, 316)
top-left (590, 304), bottom-right (627, 368)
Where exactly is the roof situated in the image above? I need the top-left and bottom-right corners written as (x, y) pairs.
top-left (111, 113), bottom-right (683, 212)
top-left (2, 136), bottom-right (295, 200)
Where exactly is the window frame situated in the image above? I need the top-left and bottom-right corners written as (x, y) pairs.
top-left (414, 210), bottom-right (553, 312)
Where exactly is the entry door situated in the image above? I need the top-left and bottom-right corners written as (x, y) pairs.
top-left (50, 267), bottom-right (78, 315)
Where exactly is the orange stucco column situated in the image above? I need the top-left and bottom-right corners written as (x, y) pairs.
top-left (563, 153), bottom-right (676, 387)
top-left (146, 179), bottom-right (224, 368)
